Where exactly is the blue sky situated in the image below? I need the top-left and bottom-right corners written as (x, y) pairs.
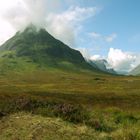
top-left (64, 0), bottom-right (140, 72)
top-left (73, 0), bottom-right (140, 54)
top-left (0, 0), bottom-right (140, 72)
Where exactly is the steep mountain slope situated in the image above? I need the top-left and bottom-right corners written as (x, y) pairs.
top-left (0, 25), bottom-right (99, 73)
top-left (88, 59), bottom-right (117, 74)
top-left (129, 64), bottom-right (140, 75)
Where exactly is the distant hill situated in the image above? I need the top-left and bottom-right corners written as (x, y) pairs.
top-left (0, 24), bottom-right (101, 73)
top-left (129, 64), bottom-right (140, 75)
top-left (88, 59), bottom-right (117, 74)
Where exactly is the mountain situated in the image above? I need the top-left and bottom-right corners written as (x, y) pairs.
top-left (117, 70), bottom-right (128, 75)
top-left (0, 25), bottom-right (100, 73)
top-left (88, 59), bottom-right (117, 74)
top-left (129, 64), bottom-right (140, 75)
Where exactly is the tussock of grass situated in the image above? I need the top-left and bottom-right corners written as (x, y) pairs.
top-left (0, 112), bottom-right (140, 140)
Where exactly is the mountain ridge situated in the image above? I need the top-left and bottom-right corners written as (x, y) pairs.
top-left (0, 25), bottom-right (103, 74)
top-left (87, 59), bottom-right (117, 74)
top-left (129, 64), bottom-right (140, 75)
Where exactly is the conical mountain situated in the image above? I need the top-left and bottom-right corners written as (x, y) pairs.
top-left (0, 25), bottom-right (98, 72)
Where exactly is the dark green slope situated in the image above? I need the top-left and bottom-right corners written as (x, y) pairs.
top-left (0, 25), bottom-right (100, 73)
top-left (1, 26), bottom-right (83, 63)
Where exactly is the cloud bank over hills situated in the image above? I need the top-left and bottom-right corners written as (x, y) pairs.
top-left (90, 48), bottom-right (138, 73)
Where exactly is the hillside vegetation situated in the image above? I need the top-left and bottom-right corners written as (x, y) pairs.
top-left (0, 70), bottom-right (140, 140)
top-left (0, 25), bottom-right (95, 72)
top-left (0, 25), bottom-right (140, 140)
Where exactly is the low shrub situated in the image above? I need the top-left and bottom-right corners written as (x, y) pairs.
top-left (52, 103), bottom-right (89, 123)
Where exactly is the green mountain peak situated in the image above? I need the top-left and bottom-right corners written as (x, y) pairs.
top-left (0, 25), bottom-right (97, 72)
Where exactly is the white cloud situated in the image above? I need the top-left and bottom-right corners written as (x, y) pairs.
top-left (0, 0), bottom-right (24, 44)
top-left (0, 18), bottom-right (16, 44)
top-left (105, 33), bottom-right (117, 43)
top-left (89, 32), bottom-right (101, 39)
top-left (0, 0), bottom-right (100, 47)
top-left (90, 55), bottom-right (103, 61)
top-left (2, 0), bottom-right (47, 30)
top-left (107, 48), bottom-right (136, 72)
top-left (89, 32), bottom-right (117, 43)
top-left (78, 48), bottom-right (91, 59)
top-left (88, 48), bottom-right (140, 72)
top-left (46, 6), bottom-right (99, 47)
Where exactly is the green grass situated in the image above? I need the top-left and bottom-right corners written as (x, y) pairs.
top-left (0, 110), bottom-right (140, 140)
top-left (0, 69), bottom-right (140, 139)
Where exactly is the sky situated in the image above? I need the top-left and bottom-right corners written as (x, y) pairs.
top-left (0, 0), bottom-right (140, 72)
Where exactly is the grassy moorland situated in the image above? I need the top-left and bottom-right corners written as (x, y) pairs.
top-left (0, 69), bottom-right (140, 140)
top-left (0, 26), bottom-right (140, 139)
